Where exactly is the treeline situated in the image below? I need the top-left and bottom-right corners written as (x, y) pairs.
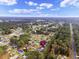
top-left (0, 22), bottom-right (31, 35)
top-left (0, 46), bottom-right (7, 55)
top-left (73, 24), bottom-right (79, 55)
top-left (43, 24), bottom-right (70, 59)
top-left (44, 23), bottom-right (70, 59)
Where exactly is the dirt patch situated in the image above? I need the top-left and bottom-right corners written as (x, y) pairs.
top-left (0, 53), bottom-right (10, 59)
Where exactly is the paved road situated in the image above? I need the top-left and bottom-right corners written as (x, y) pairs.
top-left (70, 23), bottom-right (76, 59)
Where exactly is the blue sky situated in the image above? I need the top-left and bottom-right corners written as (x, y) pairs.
top-left (0, 0), bottom-right (79, 17)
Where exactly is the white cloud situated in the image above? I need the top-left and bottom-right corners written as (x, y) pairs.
top-left (51, 8), bottom-right (60, 11)
top-left (25, 1), bottom-right (53, 9)
top-left (34, 13), bottom-right (50, 17)
top-left (25, 1), bottom-right (38, 6)
top-left (40, 3), bottom-right (53, 8)
top-left (9, 8), bottom-right (50, 17)
top-left (0, 0), bottom-right (17, 5)
top-left (9, 8), bottom-right (55, 17)
top-left (60, 0), bottom-right (79, 7)
top-left (9, 9), bottom-right (38, 14)
top-left (35, 11), bottom-right (42, 14)
top-left (36, 6), bottom-right (44, 10)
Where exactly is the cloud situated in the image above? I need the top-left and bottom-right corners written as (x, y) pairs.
top-left (9, 8), bottom-right (50, 17)
top-left (51, 8), bottom-right (60, 11)
top-left (60, 0), bottom-right (79, 7)
top-left (37, 13), bottom-right (50, 17)
top-left (40, 3), bottom-right (53, 8)
top-left (9, 8), bottom-right (55, 17)
top-left (0, 0), bottom-right (17, 5)
top-left (9, 9), bottom-right (38, 14)
top-left (35, 3), bottom-right (53, 10)
top-left (25, 1), bottom-right (53, 9)
top-left (25, 1), bottom-right (38, 6)
top-left (36, 6), bottom-right (44, 10)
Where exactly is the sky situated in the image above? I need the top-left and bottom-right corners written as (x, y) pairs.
top-left (0, 0), bottom-right (79, 17)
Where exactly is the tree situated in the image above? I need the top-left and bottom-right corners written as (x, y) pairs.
top-left (0, 46), bottom-right (7, 55)
top-left (26, 51), bottom-right (40, 59)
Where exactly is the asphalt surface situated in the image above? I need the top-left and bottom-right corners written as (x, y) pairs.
top-left (70, 23), bottom-right (76, 59)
